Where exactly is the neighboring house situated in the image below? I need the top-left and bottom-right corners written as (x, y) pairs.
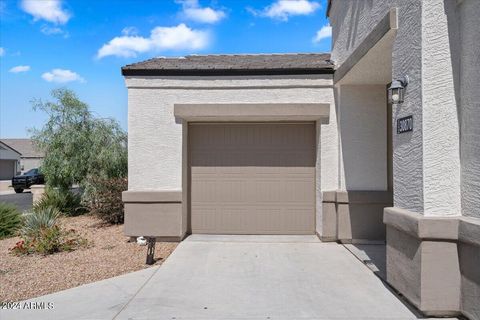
top-left (0, 141), bottom-right (21, 180)
top-left (0, 139), bottom-right (44, 174)
top-left (122, 1), bottom-right (479, 320)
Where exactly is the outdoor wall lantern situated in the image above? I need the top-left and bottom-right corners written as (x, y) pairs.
top-left (388, 76), bottom-right (409, 104)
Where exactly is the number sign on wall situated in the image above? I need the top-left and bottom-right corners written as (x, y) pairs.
top-left (397, 115), bottom-right (413, 134)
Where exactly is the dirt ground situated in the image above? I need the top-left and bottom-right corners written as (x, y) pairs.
top-left (0, 215), bottom-right (178, 302)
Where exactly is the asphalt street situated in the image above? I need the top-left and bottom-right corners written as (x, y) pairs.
top-left (0, 192), bottom-right (33, 212)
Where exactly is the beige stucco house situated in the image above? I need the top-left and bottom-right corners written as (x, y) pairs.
top-left (0, 139), bottom-right (44, 175)
top-left (0, 141), bottom-right (21, 180)
top-left (122, 1), bottom-right (479, 319)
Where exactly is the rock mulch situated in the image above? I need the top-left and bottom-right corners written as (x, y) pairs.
top-left (0, 215), bottom-right (178, 302)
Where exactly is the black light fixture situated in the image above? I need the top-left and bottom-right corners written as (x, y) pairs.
top-left (388, 76), bottom-right (409, 104)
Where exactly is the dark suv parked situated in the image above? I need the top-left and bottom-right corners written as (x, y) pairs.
top-left (11, 168), bottom-right (45, 193)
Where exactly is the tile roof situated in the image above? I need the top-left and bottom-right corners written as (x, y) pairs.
top-left (0, 141), bottom-right (21, 155)
top-left (122, 53), bottom-right (333, 76)
top-left (0, 139), bottom-right (44, 158)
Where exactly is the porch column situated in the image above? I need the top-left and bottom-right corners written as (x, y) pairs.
top-left (386, 0), bottom-right (461, 316)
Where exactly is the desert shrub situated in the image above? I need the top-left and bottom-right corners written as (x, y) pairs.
top-left (31, 88), bottom-right (127, 190)
top-left (33, 187), bottom-right (85, 216)
top-left (0, 203), bottom-right (22, 239)
top-left (11, 226), bottom-right (87, 255)
top-left (11, 207), bottom-right (87, 255)
top-left (83, 177), bottom-right (127, 224)
top-left (21, 206), bottom-right (62, 237)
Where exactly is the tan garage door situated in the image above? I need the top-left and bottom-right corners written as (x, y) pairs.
top-left (189, 123), bottom-right (315, 234)
top-left (0, 160), bottom-right (15, 180)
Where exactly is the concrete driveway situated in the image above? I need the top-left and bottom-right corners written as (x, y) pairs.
top-left (2, 235), bottom-right (431, 320)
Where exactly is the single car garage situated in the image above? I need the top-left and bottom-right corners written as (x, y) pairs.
top-left (121, 53), bottom-right (337, 240)
top-left (189, 122), bottom-right (316, 234)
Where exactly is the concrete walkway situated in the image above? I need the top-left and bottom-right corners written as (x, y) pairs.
top-left (2, 235), bottom-right (435, 320)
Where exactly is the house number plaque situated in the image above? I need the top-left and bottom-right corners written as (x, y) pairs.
top-left (397, 115), bottom-right (413, 134)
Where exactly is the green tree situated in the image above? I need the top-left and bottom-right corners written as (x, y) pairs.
top-left (30, 88), bottom-right (127, 190)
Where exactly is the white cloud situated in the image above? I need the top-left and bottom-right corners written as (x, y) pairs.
top-left (40, 25), bottom-right (68, 37)
top-left (177, 0), bottom-right (226, 24)
top-left (41, 69), bottom-right (85, 83)
top-left (313, 24), bottom-right (332, 43)
top-left (20, 0), bottom-right (70, 24)
top-left (122, 26), bottom-right (139, 36)
top-left (253, 0), bottom-right (320, 21)
top-left (0, 47), bottom-right (4, 57)
top-left (9, 65), bottom-right (30, 73)
top-left (97, 23), bottom-right (210, 59)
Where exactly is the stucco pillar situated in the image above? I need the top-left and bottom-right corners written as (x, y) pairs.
top-left (387, 1), bottom-right (462, 316)
top-left (420, 0), bottom-right (461, 217)
top-left (392, 0), bottom-right (460, 217)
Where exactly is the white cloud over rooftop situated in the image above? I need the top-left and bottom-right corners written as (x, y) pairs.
top-left (177, 0), bottom-right (226, 24)
top-left (252, 0), bottom-right (320, 21)
top-left (313, 24), bottom-right (332, 43)
top-left (97, 24), bottom-right (210, 59)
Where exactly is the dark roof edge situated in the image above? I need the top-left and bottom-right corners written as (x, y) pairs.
top-left (122, 68), bottom-right (334, 77)
top-left (326, 0), bottom-right (332, 17)
top-left (0, 141), bottom-right (22, 155)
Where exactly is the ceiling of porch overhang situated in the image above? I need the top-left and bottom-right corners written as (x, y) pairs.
top-left (336, 31), bottom-right (394, 85)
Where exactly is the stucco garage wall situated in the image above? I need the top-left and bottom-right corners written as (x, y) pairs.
top-left (458, 0), bottom-right (480, 219)
top-left (0, 146), bottom-right (20, 179)
top-left (21, 158), bottom-right (43, 173)
top-left (330, 0), bottom-right (423, 213)
top-left (456, 3), bottom-right (480, 315)
top-left (126, 75), bottom-right (337, 234)
top-left (338, 85), bottom-right (387, 191)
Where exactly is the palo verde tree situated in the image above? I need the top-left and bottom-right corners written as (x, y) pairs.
top-left (30, 88), bottom-right (127, 191)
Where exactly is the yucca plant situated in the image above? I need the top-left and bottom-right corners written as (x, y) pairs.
top-left (11, 207), bottom-right (88, 256)
top-left (33, 187), bottom-right (85, 216)
top-left (0, 202), bottom-right (22, 239)
top-left (21, 207), bottom-right (62, 238)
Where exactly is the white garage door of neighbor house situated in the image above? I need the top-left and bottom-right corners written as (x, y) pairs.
top-left (189, 122), bottom-right (316, 235)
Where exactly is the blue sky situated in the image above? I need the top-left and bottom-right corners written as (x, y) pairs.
top-left (0, 0), bottom-right (332, 138)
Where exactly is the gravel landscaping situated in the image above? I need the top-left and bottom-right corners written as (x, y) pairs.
top-left (0, 215), bottom-right (178, 302)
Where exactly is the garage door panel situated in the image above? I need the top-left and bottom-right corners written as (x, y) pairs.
top-left (192, 208), bottom-right (314, 234)
top-left (190, 123), bottom-right (315, 235)
top-left (253, 180), bottom-right (313, 203)
top-left (192, 175), bottom-right (313, 204)
top-left (191, 209), bottom-right (216, 232)
top-left (218, 209), bottom-right (249, 233)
